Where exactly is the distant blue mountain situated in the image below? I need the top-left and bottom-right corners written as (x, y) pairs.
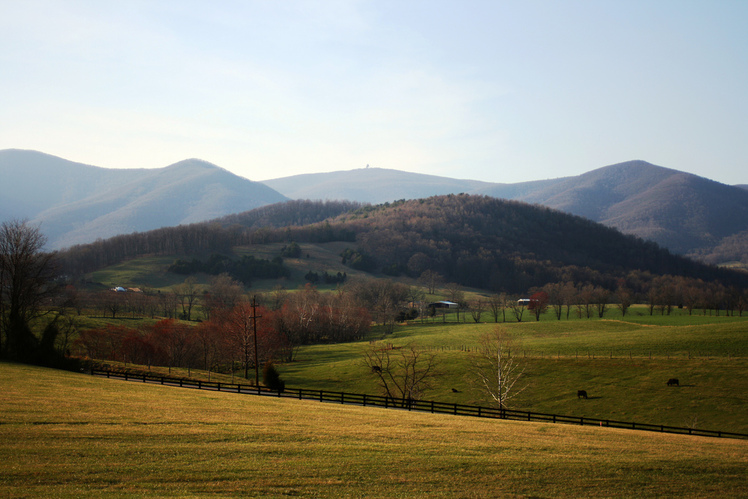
top-left (0, 149), bottom-right (288, 249)
top-left (261, 161), bottom-right (748, 265)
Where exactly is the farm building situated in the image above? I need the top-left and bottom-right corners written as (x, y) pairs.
top-left (428, 301), bottom-right (459, 309)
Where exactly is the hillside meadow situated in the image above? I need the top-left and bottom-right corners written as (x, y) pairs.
top-left (57, 296), bottom-right (748, 435)
top-left (2, 362), bottom-right (747, 498)
top-left (278, 316), bottom-right (748, 435)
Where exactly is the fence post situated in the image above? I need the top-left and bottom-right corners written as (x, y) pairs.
top-left (217, 383), bottom-right (221, 391)
top-left (363, 394), bottom-right (366, 406)
top-left (237, 384), bottom-right (241, 393)
top-left (299, 388), bottom-right (303, 400)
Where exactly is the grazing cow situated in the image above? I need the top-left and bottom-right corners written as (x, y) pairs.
top-left (667, 378), bottom-right (679, 386)
top-left (577, 390), bottom-right (588, 399)
top-left (371, 365), bottom-right (382, 373)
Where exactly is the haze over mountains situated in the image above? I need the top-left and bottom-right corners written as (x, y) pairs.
top-left (1, 149), bottom-right (747, 267)
top-left (0, 149), bottom-right (287, 249)
top-left (263, 161), bottom-right (748, 265)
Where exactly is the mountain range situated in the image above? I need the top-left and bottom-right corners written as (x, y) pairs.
top-left (263, 161), bottom-right (748, 265)
top-left (0, 149), bottom-right (287, 250)
top-left (1, 149), bottom-right (746, 266)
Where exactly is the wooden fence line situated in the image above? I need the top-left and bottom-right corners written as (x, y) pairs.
top-left (88, 368), bottom-right (748, 441)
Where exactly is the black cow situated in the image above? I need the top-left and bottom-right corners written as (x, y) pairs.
top-left (577, 390), bottom-right (588, 399)
top-left (667, 378), bottom-right (679, 386)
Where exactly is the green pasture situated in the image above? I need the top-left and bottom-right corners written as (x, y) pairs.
top-left (279, 318), bottom-right (748, 434)
top-left (88, 255), bottom-right (192, 291)
top-left (2, 362), bottom-right (746, 498)
top-left (85, 242), bottom-right (375, 293)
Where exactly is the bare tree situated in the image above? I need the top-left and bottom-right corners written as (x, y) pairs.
top-left (0, 220), bottom-right (58, 359)
top-left (204, 273), bottom-right (244, 319)
top-left (594, 286), bottom-right (610, 318)
top-left (508, 297), bottom-right (527, 322)
top-left (225, 301), bottom-right (259, 383)
top-left (419, 269), bottom-right (443, 295)
top-left (175, 276), bottom-right (200, 321)
top-left (487, 294), bottom-right (504, 323)
top-left (469, 298), bottom-right (485, 323)
top-left (529, 291), bottom-right (549, 321)
top-left (471, 327), bottom-right (526, 410)
top-left (615, 284), bottom-right (633, 317)
top-left (363, 343), bottom-right (439, 406)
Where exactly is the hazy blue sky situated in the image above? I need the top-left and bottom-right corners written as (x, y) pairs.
top-left (2, 1), bottom-right (746, 185)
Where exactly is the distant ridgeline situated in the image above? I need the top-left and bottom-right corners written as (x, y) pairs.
top-left (169, 254), bottom-right (288, 284)
top-left (58, 196), bottom-right (748, 294)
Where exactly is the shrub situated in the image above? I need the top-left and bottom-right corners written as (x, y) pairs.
top-left (262, 361), bottom-right (285, 392)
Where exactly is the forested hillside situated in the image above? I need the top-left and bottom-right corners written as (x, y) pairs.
top-left (263, 160), bottom-right (748, 265)
top-left (217, 199), bottom-right (363, 229)
top-left (59, 196), bottom-right (746, 294)
top-left (321, 195), bottom-right (743, 292)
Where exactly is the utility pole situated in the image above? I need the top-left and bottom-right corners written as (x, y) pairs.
top-left (251, 296), bottom-right (262, 386)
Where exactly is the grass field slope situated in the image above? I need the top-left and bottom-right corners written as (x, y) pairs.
top-left (2, 362), bottom-right (747, 498)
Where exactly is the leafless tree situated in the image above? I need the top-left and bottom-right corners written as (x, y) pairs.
top-left (508, 297), bottom-right (527, 322)
top-left (204, 273), bottom-right (244, 319)
top-left (0, 220), bottom-right (59, 359)
top-left (594, 286), bottom-right (610, 318)
top-left (225, 301), bottom-right (259, 382)
top-left (487, 294), bottom-right (504, 323)
top-left (471, 327), bottom-right (526, 410)
top-left (419, 269), bottom-right (443, 295)
top-left (615, 284), bottom-right (633, 317)
top-left (175, 276), bottom-right (200, 321)
top-left (363, 343), bottom-right (440, 406)
top-left (469, 298), bottom-right (485, 323)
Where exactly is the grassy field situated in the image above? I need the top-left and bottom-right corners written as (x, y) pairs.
top-left (2, 362), bottom-right (747, 498)
top-left (86, 242), bottom-right (375, 293)
top-left (279, 318), bottom-right (748, 434)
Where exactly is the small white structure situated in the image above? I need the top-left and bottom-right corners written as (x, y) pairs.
top-left (429, 301), bottom-right (459, 309)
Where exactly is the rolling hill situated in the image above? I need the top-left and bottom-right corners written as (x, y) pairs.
top-left (59, 195), bottom-right (747, 294)
top-left (262, 161), bottom-right (748, 264)
top-left (3, 149), bottom-right (746, 265)
top-left (0, 149), bottom-right (288, 249)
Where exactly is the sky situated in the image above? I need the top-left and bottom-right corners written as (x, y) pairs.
top-left (1, 0), bottom-right (747, 185)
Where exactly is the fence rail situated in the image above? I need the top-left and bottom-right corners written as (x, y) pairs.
top-left (88, 368), bottom-right (748, 440)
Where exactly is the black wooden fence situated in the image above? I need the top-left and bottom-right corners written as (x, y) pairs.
top-left (89, 368), bottom-right (748, 440)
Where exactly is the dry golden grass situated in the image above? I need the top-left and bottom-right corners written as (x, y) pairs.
top-left (2, 362), bottom-right (747, 498)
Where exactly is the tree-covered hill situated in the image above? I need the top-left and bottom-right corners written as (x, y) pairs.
top-left (58, 195), bottom-right (747, 294)
top-left (317, 195), bottom-right (744, 292)
top-left (263, 160), bottom-right (748, 265)
top-left (217, 199), bottom-right (364, 229)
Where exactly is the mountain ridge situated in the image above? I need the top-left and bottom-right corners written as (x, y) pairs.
top-left (0, 149), bottom-right (288, 249)
top-left (261, 160), bottom-right (748, 264)
top-left (2, 149), bottom-right (746, 265)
